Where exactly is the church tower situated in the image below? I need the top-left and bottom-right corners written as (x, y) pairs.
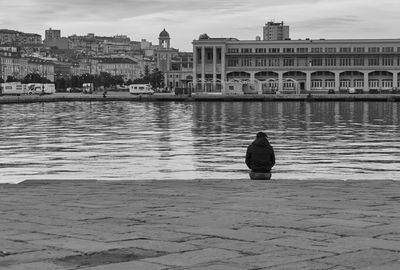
top-left (156, 29), bottom-right (173, 87)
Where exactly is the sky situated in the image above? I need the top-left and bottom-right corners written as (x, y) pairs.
top-left (1, 0), bottom-right (400, 51)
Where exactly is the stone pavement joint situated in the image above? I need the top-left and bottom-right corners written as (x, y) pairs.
top-left (0, 179), bottom-right (399, 269)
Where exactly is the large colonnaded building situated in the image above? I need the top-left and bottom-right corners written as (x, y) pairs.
top-left (192, 35), bottom-right (400, 94)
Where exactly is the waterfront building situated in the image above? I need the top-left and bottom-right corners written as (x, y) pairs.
top-left (27, 57), bottom-right (55, 82)
top-left (96, 57), bottom-right (140, 81)
top-left (263, 21), bottom-right (290, 41)
top-left (192, 35), bottom-right (400, 94)
top-left (0, 50), bottom-right (30, 81)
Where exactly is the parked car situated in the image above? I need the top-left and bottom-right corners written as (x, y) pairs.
top-left (328, 89), bottom-right (335, 94)
top-left (348, 87), bottom-right (356, 94)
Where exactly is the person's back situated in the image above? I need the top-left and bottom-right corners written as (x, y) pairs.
top-left (245, 132), bottom-right (275, 180)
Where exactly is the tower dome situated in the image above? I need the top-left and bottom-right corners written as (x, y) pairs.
top-left (159, 28), bottom-right (170, 38)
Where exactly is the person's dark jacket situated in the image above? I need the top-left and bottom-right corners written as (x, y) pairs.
top-left (245, 137), bottom-right (275, 173)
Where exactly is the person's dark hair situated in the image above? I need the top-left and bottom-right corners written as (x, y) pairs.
top-left (256, 131), bottom-right (267, 138)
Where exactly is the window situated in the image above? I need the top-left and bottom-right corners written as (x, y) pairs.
top-left (339, 47), bottom-right (351, 53)
top-left (227, 58), bottom-right (239, 66)
top-left (296, 48), bottom-right (308, 53)
top-left (354, 57), bottom-right (365, 66)
top-left (325, 47), bottom-right (337, 53)
top-left (283, 48), bottom-right (295, 53)
top-left (340, 80), bottom-right (351, 88)
top-left (382, 57), bottom-right (394, 66)
top-left (311, 58), bottom-right (323, 66)
top-left (368, 47), bottom-right (380, 53)
top-left (269, 48), bottom-right (280, 53)
top-left (241, 58), bottom-right (252, 66)
top-left (241, 48), bottom-right (252, 53)
top-left (325, 58), bottom-right (336, 66)
top-left (368, 58), bottom-right (379, 66)
top-left (382, 47), bottom-right (394, 53)
top-left (283, 58), bottom-right (294, 66)
top-left (311, 80), bottom-right (323, 88)
top-left (354, 80), bottom-right (364, 88)
top-left (354, 47), bottom-right (365, 53)
top-left (255, 48), bottom-right (266, 53)
top-left (227, 48), bottom-right (239, 53)
top-left (311, 48), bottom-right (323, 53)
top-left (255, 58), bottom-right (267, 66)
top-left (268, 58), bottom-right (280, 66)
top-left (339, 58), bottom-right (351, 66)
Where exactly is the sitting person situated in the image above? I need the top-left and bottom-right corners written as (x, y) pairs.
top-left (245, 132), bottom-right (276, 180)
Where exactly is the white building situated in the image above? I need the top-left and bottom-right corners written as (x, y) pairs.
top-left (193, 35), bottom-right (400, 94)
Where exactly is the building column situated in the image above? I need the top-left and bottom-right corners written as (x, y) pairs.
top-left (363, 71), bottom-right (369, 92)
top-left (306, 71), bottom-right (311, 92)
top-left (392, 71), bottom-right (398, 88)
top-left (193, 46), bottom-right (198, 90)
top-left (201, 46), bottom-right (205, 91)
top-left (278, 72), bottom-right (283, 92)
top-left (213, 46), bottom-right (217, 91)
top-left (250, 72), bottom-right (255, 83)
top-left (334, 71), bottom-right (340, 92)
top-left (221, 46), bottom-right (226, 91)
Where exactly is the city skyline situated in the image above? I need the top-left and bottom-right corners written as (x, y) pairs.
top-left (1, 0), bottom-right (400, 51)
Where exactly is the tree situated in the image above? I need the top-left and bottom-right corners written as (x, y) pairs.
top-left (149, 68), bottom-right (164, 89)
top-left (22, 73), bottom-right (51, 83)
top-left (6, 76), bottom-right (18, 82)
top-left (0, 78), bottom-right (4, 84)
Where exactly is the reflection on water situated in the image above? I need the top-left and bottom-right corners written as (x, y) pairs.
top-left (0, 101), bottom-right (399, 183)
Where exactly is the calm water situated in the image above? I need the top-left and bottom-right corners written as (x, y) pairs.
top-left (0, 101), bottom-right (399, 183)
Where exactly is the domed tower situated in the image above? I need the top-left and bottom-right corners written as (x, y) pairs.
top-left (159, 28), bottom-right (170, 49)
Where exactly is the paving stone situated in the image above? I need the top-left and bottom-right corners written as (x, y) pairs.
top-left (315, 248), bottom-right (400, 268)
top-left (113, 239), bottom-right (198, 253)
top-left (0, 180), bottom-right (399, 269)
top-left (263, 260), bottom-right (337, 269)
top-left (79, 260), bottom-right (167, 270)
top-left (28, 237), bottom-right (122, 253)
top-left (357, 260), bottom-right (400, 270)
top-left (183, 264), bottom-right (246, 270)
top-left (0, 262), bottom-right (67, 270)
top-left (143, 248), bottom-right (242, 267)
top-left (229, 247), bottom-right (333, 268)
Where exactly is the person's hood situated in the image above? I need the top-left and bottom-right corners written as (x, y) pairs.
top-left (252, 137), bottom-right (270, 147)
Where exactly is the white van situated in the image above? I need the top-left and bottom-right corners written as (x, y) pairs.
top-left (27, 83), bottom-right (56, 95)
top-left (0, 82), bottom-right (26, 95)
top-left (129, 84), bottom-right (154, 95)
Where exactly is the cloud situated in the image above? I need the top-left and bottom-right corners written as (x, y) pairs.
top-left (1, 0), bottom-right (400, 51)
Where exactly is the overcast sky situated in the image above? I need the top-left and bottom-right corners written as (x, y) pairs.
top-left (1, 0), bottom-right (400, 51)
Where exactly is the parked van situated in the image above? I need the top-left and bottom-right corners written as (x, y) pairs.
top-left (27, 83), bottom-right (55, 95)
top-left (0, 82), bottom-right (26, 95)
top-left (82, 83), bottom-right (94, 94)
top-left (128, 84), bottom-right (154, 95)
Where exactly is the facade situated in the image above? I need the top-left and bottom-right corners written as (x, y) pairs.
top-left (45, 28), bottom-right (61, 40)
top-left (263, 21), bottom-right (290, 41)
top-left (156, 29), bottom-right (193, 88)
top-left (96, 57), bottom-right (140, 81)
top-left (192, 36), bottom-right (400, 94)
top-left (27, 58), bottom-right (55, 82)
top-left (0, 50), bottom-right (29, 81)
top-left (166, 52), bottom-right (193, 89)
top-left (0, 29), bottom-right (42, 45)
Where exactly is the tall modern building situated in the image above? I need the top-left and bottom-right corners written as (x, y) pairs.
top-left (263, 21), bottom-right (290, 41)
top-left (45, 28), bottom-right (61, 41)
top-left (192, 34), bottom-right (400, 94)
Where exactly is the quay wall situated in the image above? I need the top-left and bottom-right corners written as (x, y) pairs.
top-left (1, 93), bottom-right (400, 104)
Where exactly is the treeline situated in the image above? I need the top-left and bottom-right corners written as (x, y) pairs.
top-left (0, 73), bottom-right (52, 84)
top-left (0, 66), bottom-right (165, 90)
